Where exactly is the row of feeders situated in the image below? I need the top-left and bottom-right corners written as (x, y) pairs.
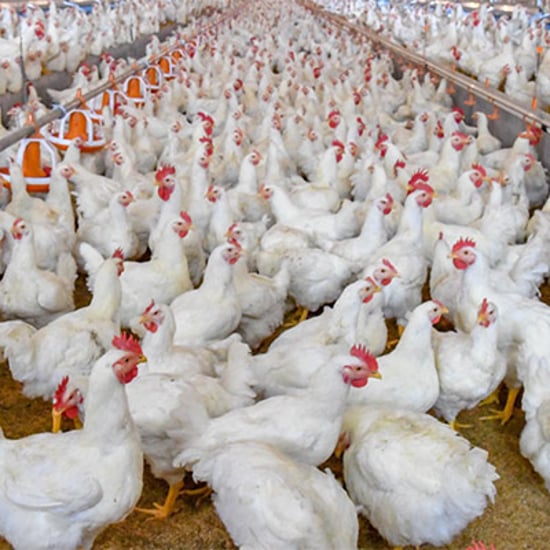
top-left (0, 43), bottom-right (188, 193)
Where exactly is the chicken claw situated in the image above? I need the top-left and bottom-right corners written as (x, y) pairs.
top-left (479, 387), bottom-right (520, 425)
top-left (449, 420), bottom-right (473, 432)
top-left (477, 388), bottom-right (501, 408)
top-left (135, 480), bottom-right (183, 520)
top-left (181, 484), bottom-right (213, 508)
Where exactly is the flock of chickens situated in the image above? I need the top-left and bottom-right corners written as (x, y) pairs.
top-left (332, 0), bottom-right (550, 111)
top-left (0, 0), bottom-right (190, 97)
top-left (0, 0), bottom-right (549, 548)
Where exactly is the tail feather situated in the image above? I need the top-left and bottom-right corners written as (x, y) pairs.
top-left (508, 235), bottom-right (550, 298)
top-left (0, 320), bottom-right (36, 356)
top-left (78, 242), bottom-right (105, 292)
top-left (56, 252), bottom-right (78, 287)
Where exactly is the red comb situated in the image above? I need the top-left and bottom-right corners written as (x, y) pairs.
top-left (432, 299), bottom-right (446, 310)
top-left (385, 192), bottom-right (393, 203)
top-left (112, 248), bottom-right (124, 260)
top-left (112, 332), bottom-right (143, 355)
top-left (479, 297), bottom-right (489, 315)
top-left (452, 237), bottom-right (476, 253)
top-left (350, 344), bottom-right (379, 372)
top-left (179, 211), bottom-right (192, 225)
top-left (409, 168), bottom-right (429, 185)
top-left (13, 217), bottom-right (24, 228)
top-left (332, 139), bottom-right (345, 149)
top-left (156, 165), bottom-right (175, 180)
top-left (226, 222), bottom-right (238, 235)
top-left (143, 299), bottom-right (156, 315)
top-left (471, 163), bottom-right (486, 177)
top-left (227, 236), bottom-right (242, 248)
top-left (382, 258), bottom-right (397, 272)
top-left (53, 376), bottom-right (70, 405)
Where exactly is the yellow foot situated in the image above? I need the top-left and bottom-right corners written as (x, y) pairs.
top-left (478, 388), bottom-right (500, 407)
top-left (41, 67), bottom-right (51, 76)
top-left (282, 305), bottom-right (309, 328)
top-left (182, 485), bottom-right (213, 507)
top-left (449, 419), bottom-right (473, 431)
top-left (134, 480), bottom-right (183, 520)
top-left (479, 387), bottom-right (520, 426)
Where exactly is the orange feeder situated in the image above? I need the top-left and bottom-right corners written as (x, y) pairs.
top-left (142, 64), bottom-right (164, 92)
top-left (0, 134), bottom-right (57, 193)
top-left (122, 75), bottom-right (149, 108)
top-left (158, 55), bottom-right (177, 80)
top-left (46, 109), bottom-right (106, 153)
top-left (89, 88), bottom-right (129, 116)
top-left (171, 48), bottom-right (186, 62)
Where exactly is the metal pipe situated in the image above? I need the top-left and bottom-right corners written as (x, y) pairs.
top-left (303, 1), bottom-right (550, 130)
top-left (0, 6), bottom-right (240, 153)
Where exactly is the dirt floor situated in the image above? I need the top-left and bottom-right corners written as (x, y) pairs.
top-left (1, 277), bottom-right (550, 550)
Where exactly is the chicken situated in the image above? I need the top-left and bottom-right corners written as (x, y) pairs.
top-left (189, 441), bottom-right (359, 550)
top-left (126, 336), bottom-right (256, 519)
top-left (227, 232), bottom-right (291, 349)
top-left (319, 193), bottom-right (394, 275)
top-left (61, 161), bottom-right (123, 221)
top-left (432, 165), bottom-right (488, 226)
top-left (433, 298), bottom-right (505, 429)
top-left (138, 300), bottom-right (243, 378)
top-left (226, 148), bottom-right (270, 222)
top-left (472, 111), bottom-right (501, 155)
top-left (367, 183), bottom-right (436, 328)
top-left (0, 217), bottom-right (75, 328)
top-left (77, 190), bottom-right (142, 261)
top-left (5, 157), bottom-right (75, 274)
top-left (518, 355), bottom-right (550, 493)
top-left (79, 212), bottom-right (193, 329)
top-left (0, 252), bottom-right (122, 400)
top-left (259, 182), bottom-right (359, 243)
top-left (0, 335), bottom-right (145, 550)
top-left (174, 344), bottom-right (381, 469)
top-left (449, 237), bottom-right (550, 424)
top-left (347, 300), bottom-right (446, 413)
top-left (337, 405), bottom-right (499, 548)
top-left (170, 240), bottom-right (243, 346)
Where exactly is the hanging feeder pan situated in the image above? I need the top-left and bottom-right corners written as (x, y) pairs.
top-left (45, 109), bottom-right (106, 153)
top-left (142, 64), bottom-right (164, 92)
top-left (122, 75), bottom-right (149, 108)
top-left (0, 136), bottom-right (57, 193)
top-left (158, 55), bottom-right (177, 80)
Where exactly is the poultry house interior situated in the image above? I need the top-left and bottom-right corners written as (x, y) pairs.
top-left (2, 0), bottom-right (550, 548)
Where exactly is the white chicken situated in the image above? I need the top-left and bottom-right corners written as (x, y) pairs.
top-left (174, 344), bottom-right (381, 469)
top-left (79, 212), bottom-right (193, 329)
top-left (259, 182), bottom-right (359, 243)
top-left (0, 335), bottom-right (145, 550)
top-left (319, 192), bottom-right (394, 275)
top-left (367, 183), bottom-right (436, 327)
top-left (347, 300), bottom-right (446, 413)
top-left (77, 190), bottom-right (142, 261)
top-left (337, 405), bottom-right (499, 548)
top-left (0, 252), bottom-right (122, 400)
top-left (170, 240), bottom-right (243, 346)
top-left (0, 217), bottom-right (75, 328)
top-left (433, 298), bottom-right (504, 430)
top-left (190, 441), bottom-right (359, 550)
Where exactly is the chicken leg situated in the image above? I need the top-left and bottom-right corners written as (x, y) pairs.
top-left (51, 409), bottom-right (82, 433)
top-left (135, 480), bottom-right (184, 520)
top-left (477, 388), bottom-right (500, 407)
top-left (479, 387), bottom-right (520, 426)
top-left (449, 419), bottom-right (473, 432)
top-left (181, 484), bottom-right (213, 507)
